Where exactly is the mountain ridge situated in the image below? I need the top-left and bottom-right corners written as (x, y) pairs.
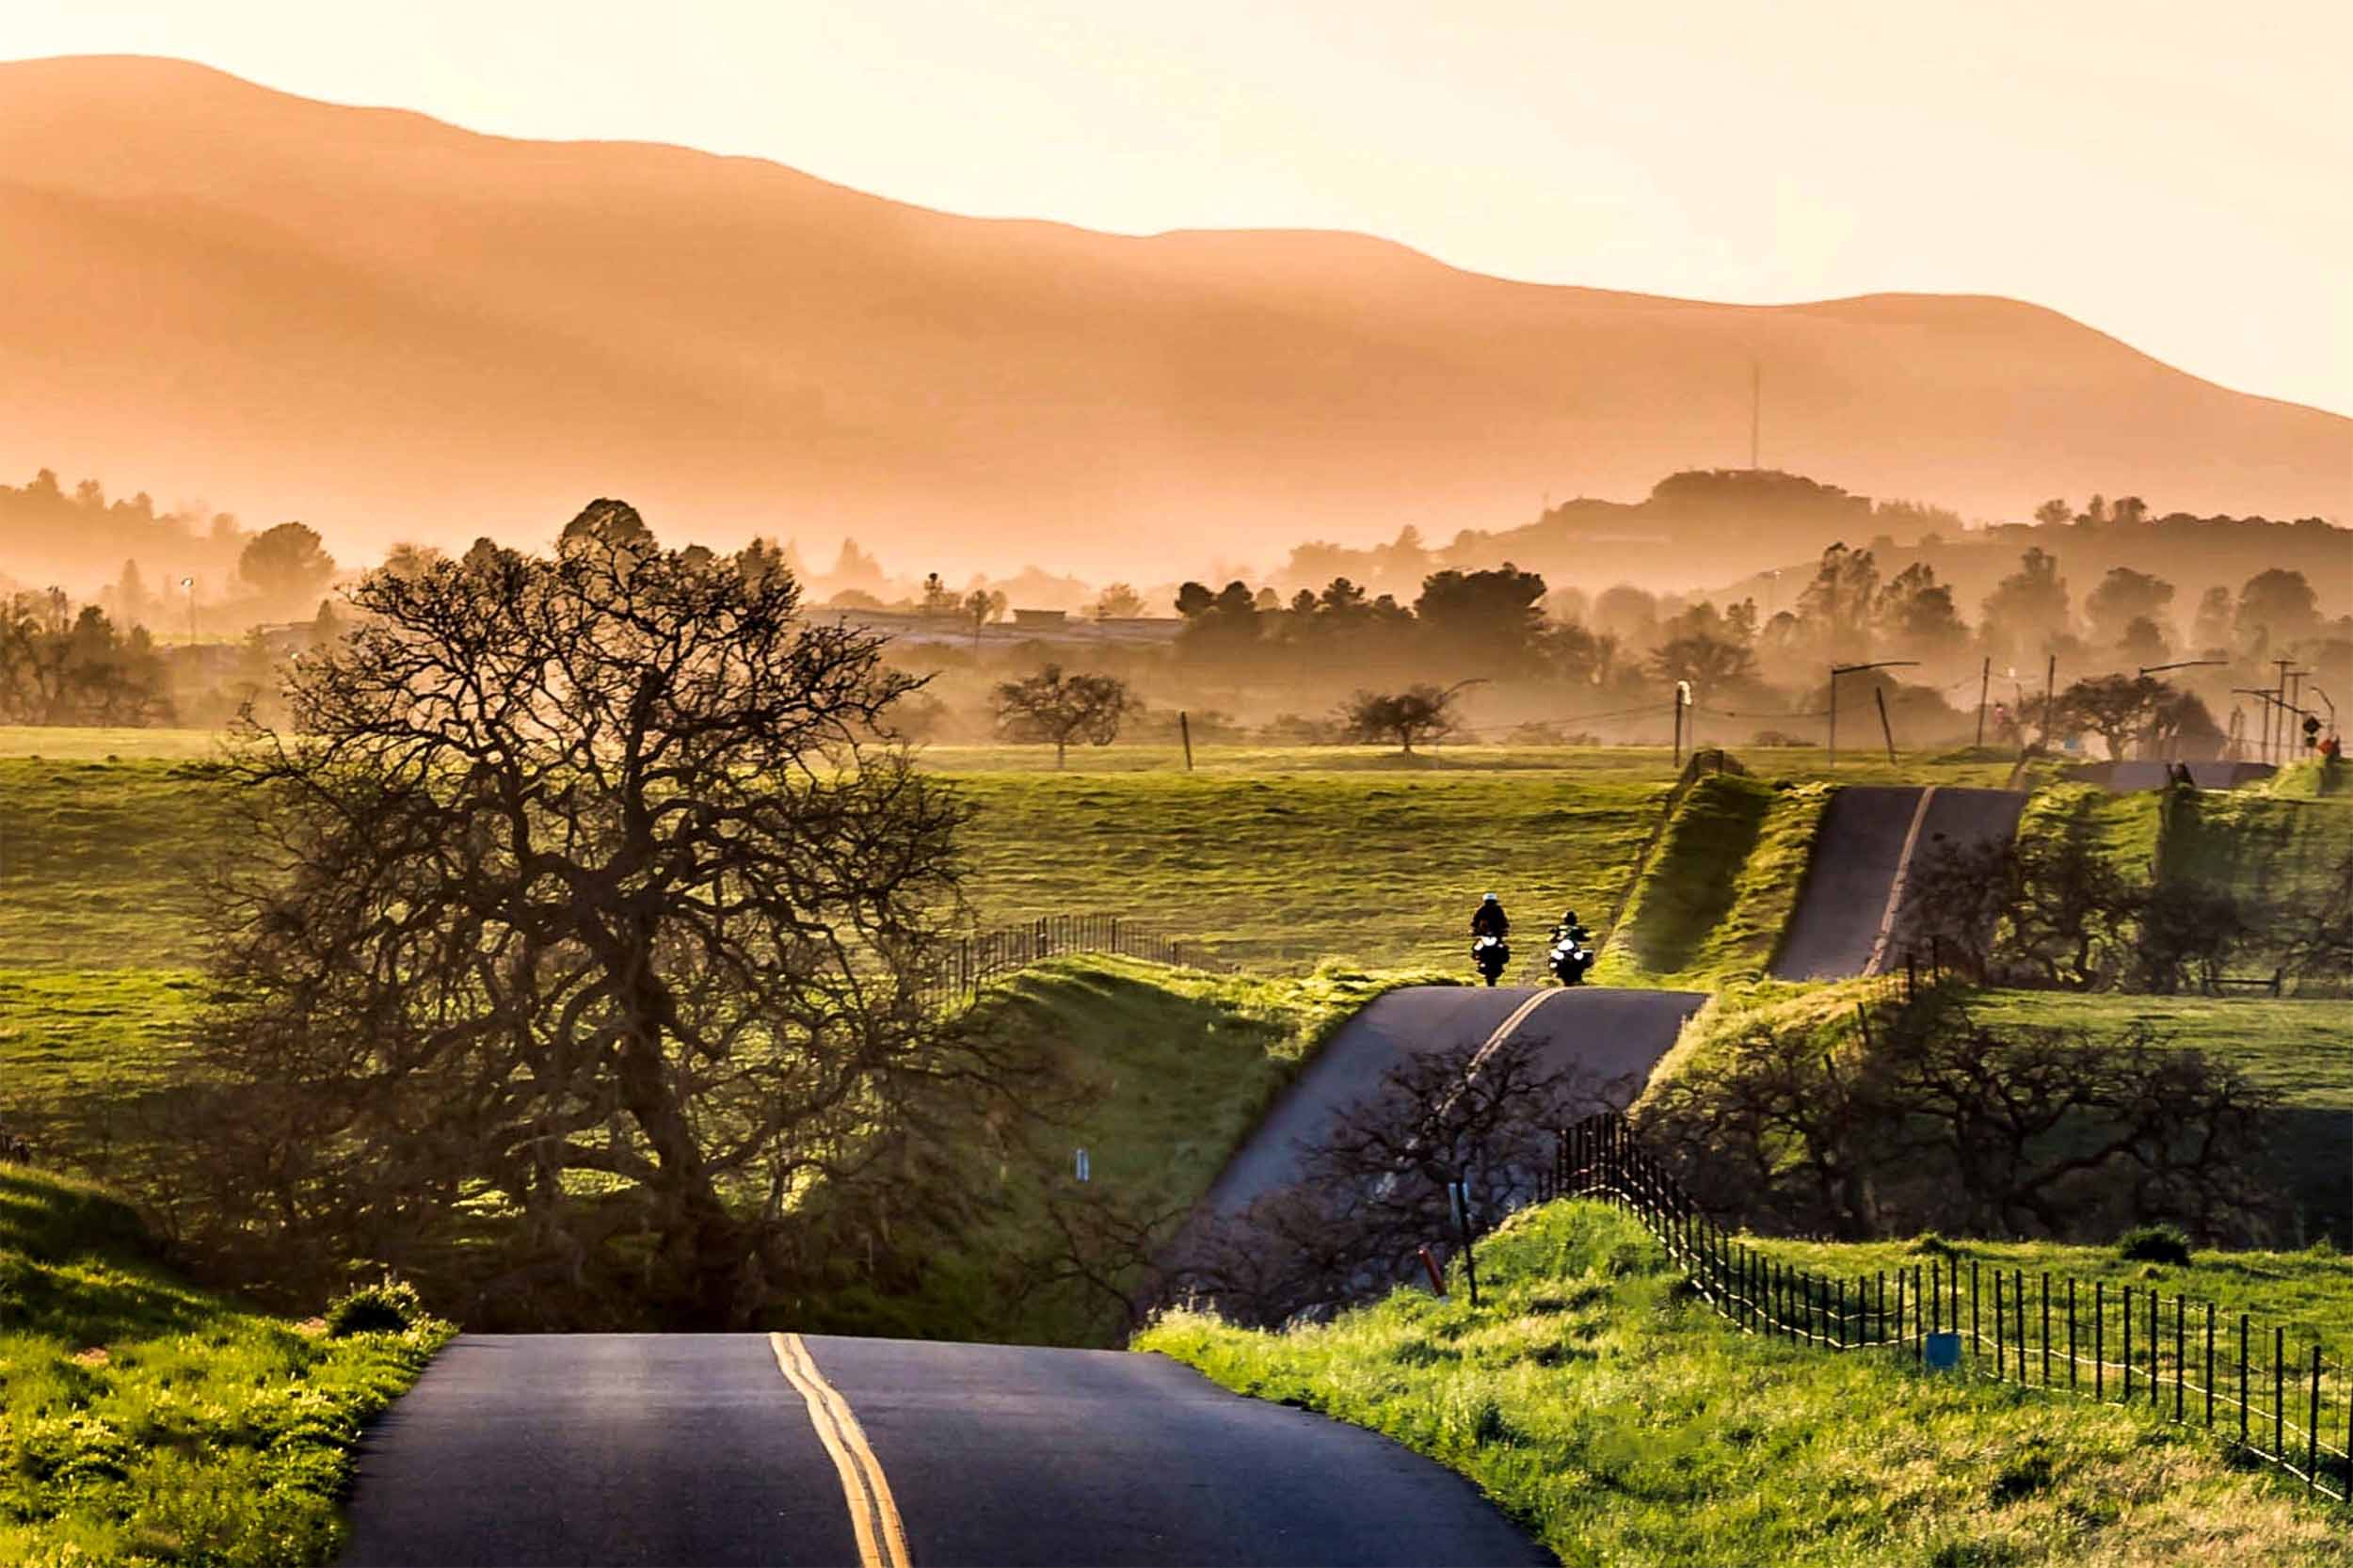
top-left (2, 53), bottom-right (2344, 580)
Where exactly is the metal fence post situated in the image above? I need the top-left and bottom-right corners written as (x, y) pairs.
top-left (2309, 1343), bottom-right (2322, 1491)
top-left (2205, 1303), bottom-right (2216, 1427)
top-left (2241, 1315), bottom-right (2250, 1446)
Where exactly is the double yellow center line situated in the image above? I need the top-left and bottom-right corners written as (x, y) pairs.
top-left (770, 1332), bottom-right (913, 1568)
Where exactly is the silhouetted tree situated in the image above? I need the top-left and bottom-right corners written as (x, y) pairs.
top-left (1414, 564), bottom-right (1547, 668)
top-left (188, 519), bottom-right (973, 1324)
top-left (1337, 684), bottom-right (1464, 754)
top-left (2085, 567), bottom-right (2175, 650)
top-left (237, 521), bottom-right (336, 610)
top-left (2234, 568), bottom-right (2321, 653)
top-left (992, 664), bottom-right (1132, 767)
top-left (1090, 582), bottom-right (1145, 619)
top-left (2061, 673), bottom-right (2169, 760)
top-left (1646, 632), bottom-right (1756, 700)
top-left (1980, 547), bottom-right (2072, 662)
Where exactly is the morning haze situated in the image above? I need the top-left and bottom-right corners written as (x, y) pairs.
top-left (5, 11), bottom-right (2353, 1568)
top-left (0, 51), bottom-right (2345, 586)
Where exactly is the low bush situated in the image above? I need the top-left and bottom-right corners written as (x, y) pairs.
top-left (2115, 1224), bottom-right (2194, 1267)
top-left (326, 1275), bottom-right (427, 1337)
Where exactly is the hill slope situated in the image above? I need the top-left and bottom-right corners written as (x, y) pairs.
top-left (2, 55), bottom-right (2345, 584)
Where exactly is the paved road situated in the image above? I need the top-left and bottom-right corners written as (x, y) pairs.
top-left (1202, 984), bottom-right (1705, 1217)
top-left (340, 1333), bottom-right (1548, 1568)
top-left (1769, 785), bottom-right (1925, 981)
top-left (1769, 785), bottom-right (2025, 980)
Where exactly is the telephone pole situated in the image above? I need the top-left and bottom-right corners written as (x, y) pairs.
top-left (1828, 661), bottom-right (1917, 769)
top-left (1975, 657), bottom-right (1990, 748)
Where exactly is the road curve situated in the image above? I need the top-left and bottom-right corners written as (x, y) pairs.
top-left (1202, 984), bottom-right (1705, 1218)
top-left (339, 1333), bottom-right (1548, 1567)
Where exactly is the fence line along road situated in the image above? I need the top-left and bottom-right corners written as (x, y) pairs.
top-left (917, 913), bottom-right (1232, 1013)
top-left (1534, 1111), bottom-right (2351, 1506)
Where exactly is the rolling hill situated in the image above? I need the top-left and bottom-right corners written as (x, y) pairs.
top-left (2, 54), bottom-right (2345, 584)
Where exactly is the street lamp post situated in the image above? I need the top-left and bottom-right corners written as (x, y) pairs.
top-left (1828, 661), bottom-right (1918, 770)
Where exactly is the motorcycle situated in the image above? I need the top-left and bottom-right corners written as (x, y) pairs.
top-left (1544, 922), bottom-right (1600, 984)
top-left (1471, 934), bottom-right (1512, 986)
top-left (1547, 916), bottom-right (1595, 985)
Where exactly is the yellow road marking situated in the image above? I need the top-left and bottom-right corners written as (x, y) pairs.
top-left (770, 1332), bottom-right (913, 1568)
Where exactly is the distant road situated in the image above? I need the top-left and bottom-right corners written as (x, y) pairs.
top-left (1202, 984), bottom-right (1705, 1217)
top-left (340, 1332), bottom-right (1547, 1567)
top-left (1769, 785), bottom-right (2025, 981)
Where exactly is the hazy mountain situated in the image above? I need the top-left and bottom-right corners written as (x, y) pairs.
top-left (3, 54), bottom-right (2345, 583)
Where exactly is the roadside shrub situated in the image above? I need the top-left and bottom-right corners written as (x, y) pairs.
top-left (325, 1275), bottom-right (425, 1337)
top-left (2114, 1224), bottom-right (2193, 1267)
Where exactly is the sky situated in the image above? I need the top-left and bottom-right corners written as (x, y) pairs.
top-left (6, 0), bottom-right (2350, 418)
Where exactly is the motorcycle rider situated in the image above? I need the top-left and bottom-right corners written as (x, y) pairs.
top-left (1470, 892), bottom-right (1511, 940)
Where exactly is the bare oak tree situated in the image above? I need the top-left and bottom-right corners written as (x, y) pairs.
top-left (992, 664), bottom-right (1132, 768)
top-left (192, 511), bottom-right (976, 1324)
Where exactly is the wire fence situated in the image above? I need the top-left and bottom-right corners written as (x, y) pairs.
top-left (1534, 1110), bottom-right (2352, 1505)
top-left (914, 913), bottom-right (1231, 1013)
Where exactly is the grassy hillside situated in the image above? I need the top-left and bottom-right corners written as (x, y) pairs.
top-left (0, 750), bottom-right (1667, 976)
top-left (0, 1163), bottom-right (448, 1566)
top-left (787, 955), bottom-right (1449, 1347)
top-left (1140, 1201), bottom-right (2353, 1567)
top-left (2162, 790), bottom-right (2353, 908)
top-left (1968, 989), bottom-right (2353, 1242)
top-left (1593, 775), bottom-right (1832, 986)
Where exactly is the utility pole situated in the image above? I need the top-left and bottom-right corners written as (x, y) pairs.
top-left (1828, 661), bottom-right (1918, 770)
top-left (1975, 657), bottom-right (1990, 748)
top-left (2041, 654), bottom-right (2057, 750)
top-left (2272, 659), bottom-right (2294, 764)
top-left (1673, 680), bottom-right (1691, 765)
top-left (1875, 686), bottom-right (1898, 764)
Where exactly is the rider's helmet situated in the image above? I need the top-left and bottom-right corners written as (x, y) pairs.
top-left (1481, 891), bottom-right (1499, 904)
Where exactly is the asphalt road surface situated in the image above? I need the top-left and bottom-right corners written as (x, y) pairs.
top-left (1202, 984), bottom-right (1705, 1218)
top-left (339, 1332), bottom-right (1548, 1568)
top-left (1769, 785), bottom-right (2025, 980)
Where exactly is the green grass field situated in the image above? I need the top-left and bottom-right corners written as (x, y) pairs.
top-left (1141, 1200), bottom-right (2352, 1567)
top-left (0, 1163), bottom-right (449, 1567)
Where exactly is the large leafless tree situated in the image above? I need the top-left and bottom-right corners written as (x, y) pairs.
top-left (193, 508), bottom-right (977, 1324)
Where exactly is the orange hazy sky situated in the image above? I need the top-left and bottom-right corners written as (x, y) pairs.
top-left (8, 1), bottom-right (2350, 418)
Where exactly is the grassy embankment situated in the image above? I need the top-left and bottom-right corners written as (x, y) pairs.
top-left (0, 1163), bottom-right (448, 1567)
top-left (789, 954), bottom-right (1451, 1346)
top-left (1591, 772), bottom-right (1833, 987)
top-left (1141, 1201), bottom-right (2353, 1567)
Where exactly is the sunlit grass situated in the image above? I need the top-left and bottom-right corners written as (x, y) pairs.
top-left (0, 1163), bottom-right (449, 1567)
top-left (1140, 1201), bottom-right (2353, 1567)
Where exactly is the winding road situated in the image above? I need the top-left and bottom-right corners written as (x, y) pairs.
top-left (341, 776), bottom-right (1972, 1565)
top-left (1203, 984), bottom-right (1705, 1217)
top-left (340, 1331), bottom-right (1548, 1567)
